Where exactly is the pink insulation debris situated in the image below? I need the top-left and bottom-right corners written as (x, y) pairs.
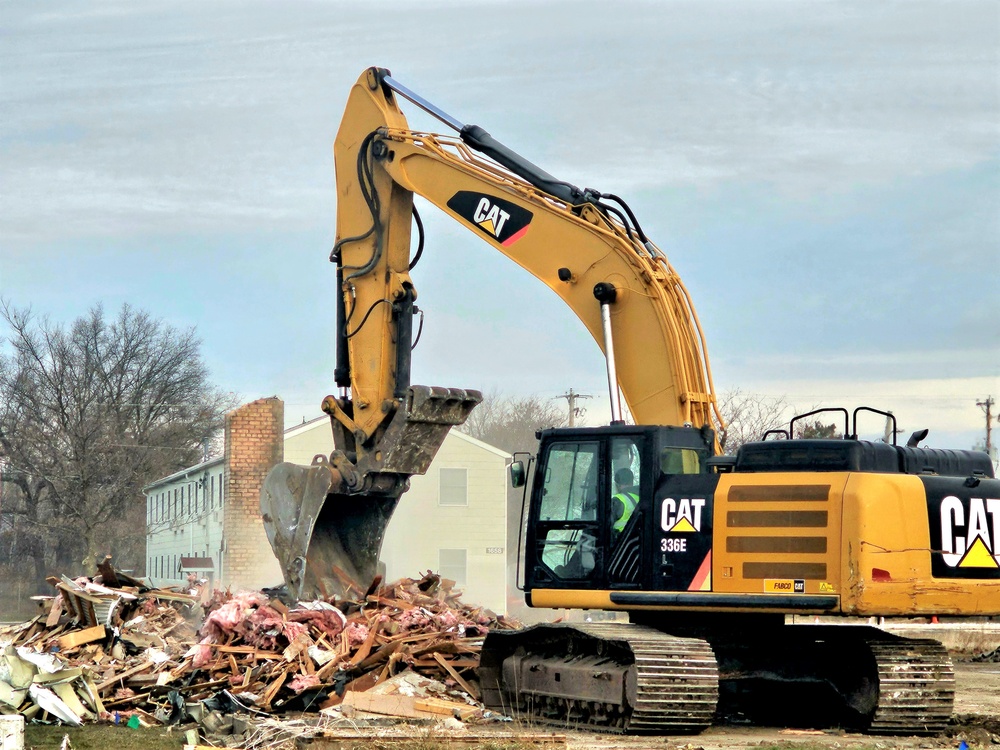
top-left (287, 674), bottom-right (322, 694)
top-left (344, 621), bottom-right (369, 645)
top-left (287, 606), bottom-right (346, 639)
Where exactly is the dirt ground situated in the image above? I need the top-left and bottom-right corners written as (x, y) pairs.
top-left (562, 662), bottom-right (1000, 750)
top-left (20, 663), bottom-right (1000, 750)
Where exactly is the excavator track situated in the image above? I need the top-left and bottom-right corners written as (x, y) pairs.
top-left (481, 623), bottom-right (954, 736)
top-left (865, 637), bottom-right (954, 735)
top-left (479, 622), bottom-right (719, 734)
top-left (709, 625), bottom-right (955, 735)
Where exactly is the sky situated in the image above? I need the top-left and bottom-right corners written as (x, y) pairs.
top-left (1, 0), bottom-right (998, 453)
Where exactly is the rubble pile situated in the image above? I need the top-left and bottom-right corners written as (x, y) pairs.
top-left (0, 563), bottom-right (518, 732)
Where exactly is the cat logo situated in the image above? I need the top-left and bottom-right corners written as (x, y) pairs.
top-left (446, 191), bottom-right (533, 246)
top-left (940, 495), bottom-right (1000, 569)
top-left (661, 497), bottom-right (706, 534)
top-left (473, 198), bottom-right (510, 237)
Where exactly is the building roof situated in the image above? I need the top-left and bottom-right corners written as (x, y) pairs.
top-left (449, 429), bottom-right (511, 459)
top-left (283, 414), bottom-right (329, 440)
top-left (143, 455), bottom-right (224, 493)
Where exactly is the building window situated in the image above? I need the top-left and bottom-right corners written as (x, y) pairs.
top-left (210, 475), bottom-right (215, 509)
top-left (439, 548), bottom-right (467, 585)
top-left (439, 468), bottom-right (468, 506)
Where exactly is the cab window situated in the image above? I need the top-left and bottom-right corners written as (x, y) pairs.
top-left (538, 441), bottom-right (599, 521)
top-left (660, 447), bottom-right (702, 474)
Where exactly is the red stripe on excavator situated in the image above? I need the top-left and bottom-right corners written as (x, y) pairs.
top-left (688, 550), bottom-right (712, 591)
top-left (502, 225), bottom-right (530, 246)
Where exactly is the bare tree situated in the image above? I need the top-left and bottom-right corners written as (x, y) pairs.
top-left (796, 420), bottom-right (840, 439)
top-left (460, 389), bottom-right (568, 455)
top-left (0, 301), bottom-right (237, 583)
top-left (717, 388), bottom-right (791, 454)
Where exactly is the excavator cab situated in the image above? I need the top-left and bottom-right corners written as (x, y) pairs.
top-left (522, 424), bottom-right (714, 597)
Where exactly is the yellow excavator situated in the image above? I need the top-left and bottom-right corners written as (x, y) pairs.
top-left (261, 67), bottom-right (1000, 735)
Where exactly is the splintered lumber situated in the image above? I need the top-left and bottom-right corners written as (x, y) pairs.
top-left (45, 598), bottom-right (63, 628)
top-left (433, 652), bottom-right (480, 700)
top-left (57, 624), bottom-right (107, 650)
top-left (413, 696), bottom-right (479, 720)
top-left (345, 618), bottom-right (382, 667)
top-left (96, 660), bottom-right (154, 691)
top-left (341, 691), bottom-right (424, 719)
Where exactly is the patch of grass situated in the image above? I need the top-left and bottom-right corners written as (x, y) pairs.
top-left (23, 723), bottom-right (186, 750)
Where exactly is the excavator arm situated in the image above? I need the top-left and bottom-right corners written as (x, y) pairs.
top-left (261, 67), bottom-right (723, 600)
top-left (336, 67), bottom-right (722, 430)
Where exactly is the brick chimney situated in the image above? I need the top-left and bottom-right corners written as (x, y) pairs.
top-left (221, 397), bottom-right (283, 590)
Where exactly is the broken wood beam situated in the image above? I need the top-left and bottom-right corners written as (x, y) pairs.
top-left (433, 652), bottom-right (480, 701)
top-left (57, 624), bottom-right (107, 650)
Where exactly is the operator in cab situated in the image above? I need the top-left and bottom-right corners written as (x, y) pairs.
top-left (612, 467), bottom-right (639, 538)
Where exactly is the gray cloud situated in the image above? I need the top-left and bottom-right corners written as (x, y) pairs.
top-left (2, 0), bottom-right (997, 243)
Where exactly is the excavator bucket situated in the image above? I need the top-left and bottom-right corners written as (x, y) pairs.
top-left (261, 386), bottom-right (481, 601)
top-left (260, 461), bottom-right (399, 600)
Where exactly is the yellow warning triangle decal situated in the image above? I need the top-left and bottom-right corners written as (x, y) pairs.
top-left (669, 517), bottom-right (697, 533)
top-left (958, 536), bottom-right (999, 568)
top-left (479, 219), bottom-right (496, 236)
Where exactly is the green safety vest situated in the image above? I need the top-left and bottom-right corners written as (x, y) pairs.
top-left (612, 491), bottom-right (639, 533)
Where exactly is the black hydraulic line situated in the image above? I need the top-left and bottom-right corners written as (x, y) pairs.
top-left (596, 202), bottom-right (637, 243)
top-left (330, 132), bottom-right (379, 264)
top-left (600, 193), bottom-right (649, 243)
top-left (408, 203), bottom-right (424, 271)
top-left (411, 307), bottom-right (424, 349)
top-left (344, 298), bottom-right (390, 339)
top-left (332, 132), bottom-right (386, 283)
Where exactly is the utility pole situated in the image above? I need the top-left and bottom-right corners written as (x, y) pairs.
top-left (556, 388), bottom-right (592, 427)
top-left (977, 395), bottom-right (996, 458)
top-left (882, 411), bottom-right (905, 444)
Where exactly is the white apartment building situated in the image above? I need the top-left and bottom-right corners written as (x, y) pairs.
top-left (145, 405), bottom-right (510, 612)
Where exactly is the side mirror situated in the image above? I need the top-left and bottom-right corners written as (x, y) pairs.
top-left (509, 460), bottom-right (526, 488)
